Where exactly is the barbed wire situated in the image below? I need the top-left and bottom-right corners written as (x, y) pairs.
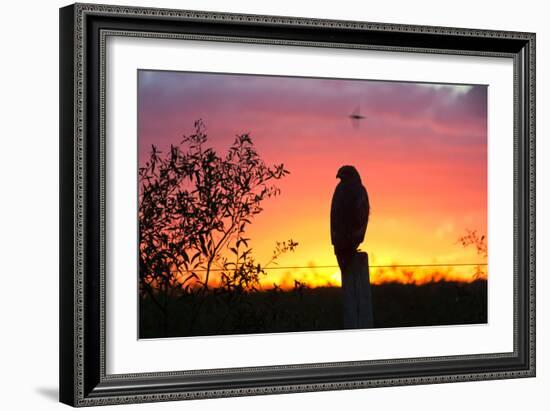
top-left (196, 262), bottom-right (488, 272)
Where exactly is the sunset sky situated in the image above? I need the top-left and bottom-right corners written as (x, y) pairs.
top-left (138, 70), bottom-right (488, 288)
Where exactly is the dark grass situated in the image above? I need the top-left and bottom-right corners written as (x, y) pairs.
top-left (139, 280), bottom-right (487, 338)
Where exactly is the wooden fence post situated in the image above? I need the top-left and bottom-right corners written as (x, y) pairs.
top-left (341, 251), bottom-right (374, 329)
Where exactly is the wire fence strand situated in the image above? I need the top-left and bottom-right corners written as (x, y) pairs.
top-left (196, 262), bottom-right (488, 272)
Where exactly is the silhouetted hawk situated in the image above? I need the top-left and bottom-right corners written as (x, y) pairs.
top-left (330, 165), bottom-right (370, 272)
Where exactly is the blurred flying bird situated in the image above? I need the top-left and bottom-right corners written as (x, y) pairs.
top-left (349, 105), bottom-right (366, 129)
top-left (330, 165), bottom-right (370, 273)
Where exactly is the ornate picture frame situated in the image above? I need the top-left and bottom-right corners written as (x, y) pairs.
top-left (59, 3), bottom-right (535, 407)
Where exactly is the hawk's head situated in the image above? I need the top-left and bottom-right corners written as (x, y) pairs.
top-left (336, 165), bottom-right (361, 183)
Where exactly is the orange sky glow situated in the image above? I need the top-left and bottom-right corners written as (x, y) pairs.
top-left (138, 70), bottom-right (488, 289)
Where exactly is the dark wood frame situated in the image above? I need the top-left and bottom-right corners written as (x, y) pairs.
top-left (60, 3), bottom-right (536, 407)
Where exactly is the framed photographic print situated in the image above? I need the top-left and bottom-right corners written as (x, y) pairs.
top-left (59, 2), bottom-right (536, 407)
